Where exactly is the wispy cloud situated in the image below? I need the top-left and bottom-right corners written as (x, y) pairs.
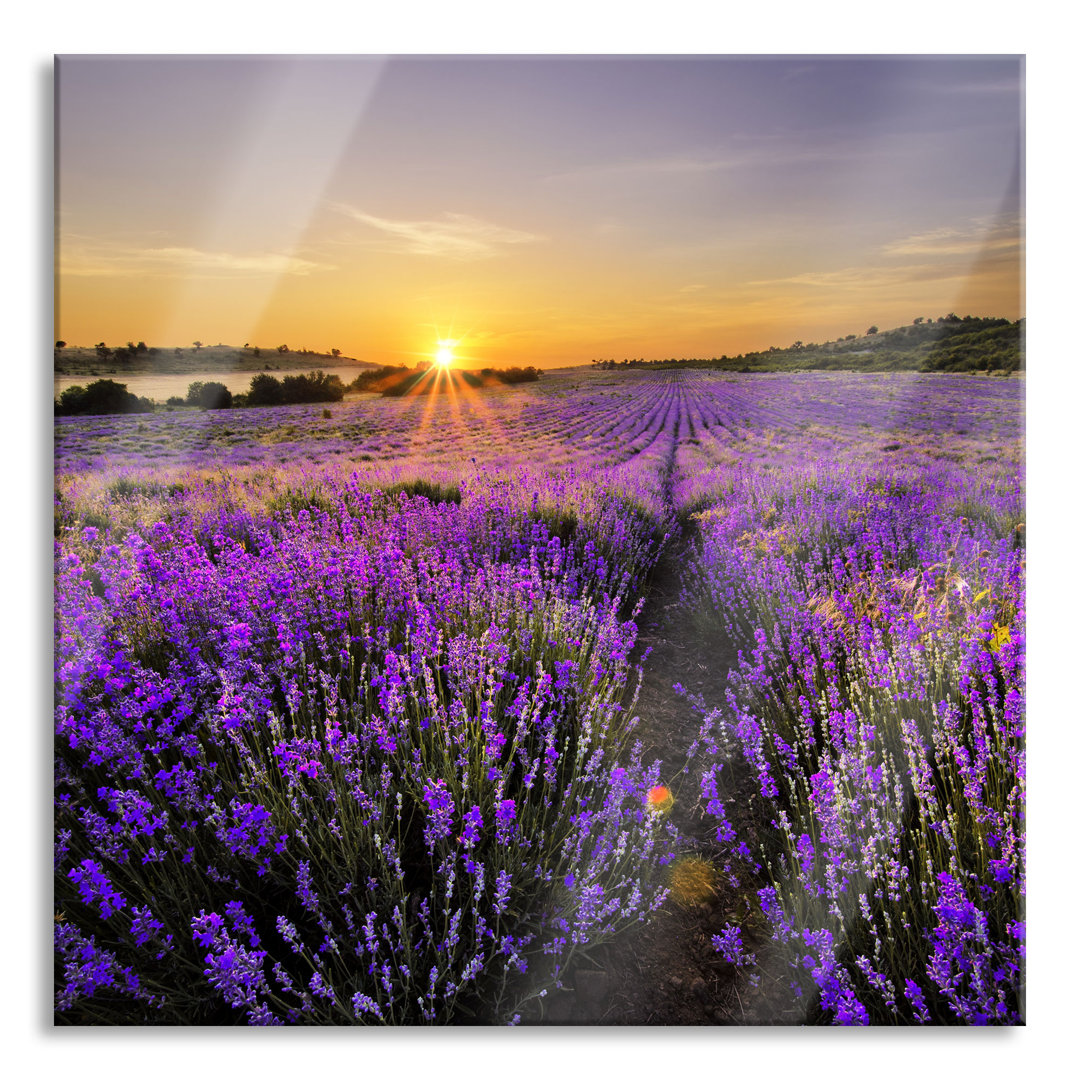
top-left (882, 217), bottom-right (1022, 259)
top-left (332, 205), bottom-right (541, 260)
top-left (545, 153), bottom-right (738, 184)
top-left (60, 243), bottom-right (325, 277)
top-left (748, 215), bottom-right (1023, 292)
top-left (747, 262), bottom-right (973, 291)
top-left (543, 138), bottom-right (856, 185)
top-left (146, 248), bottom-right (323, 274)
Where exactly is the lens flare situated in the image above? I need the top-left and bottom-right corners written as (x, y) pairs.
top-left (647, 784), bottom-right (673, 813)
top-left (668, 855), bottom-right (718, 904)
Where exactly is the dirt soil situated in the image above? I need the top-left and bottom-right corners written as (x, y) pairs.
top-left (525, 535), bottom-right (807, 1026)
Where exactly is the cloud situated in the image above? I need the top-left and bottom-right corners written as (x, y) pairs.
top-left (745, 211), bottom-right (1023, 300)
top-left (882, 218), bottom-right (1023, 259)
top-left (143, 248), bottom-right (323, 275)
top-left (542, 138), bottom-right (856, 185)
top-left (544, 153), bottom-right (737, 184)
top-left (744, 216), bottom-right (1023, 292)
top-left (746, 263), bottom-right (973, 291)
top-left (60, 243), bottom-right (325, 277)
top-left (332, 206), bottom-right (541, 260)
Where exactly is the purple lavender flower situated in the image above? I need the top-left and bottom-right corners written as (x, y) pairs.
top-left (903, 978), bottom-right (931, 1023)
top-left (494, 799), bottom-right (517, 844)
top-left (712, 924), bottom-right (755, 967)
top-left (493, 869), bottom-right (512, 916)
top-left (191, 909), bottom-right (273, 1017)
top-left (68, 859), bottom-right (126, 919)
top-left (461, 804), bottom-right (483, 847)
top-left (352, 991), bottom-right (383, 1019)
top-left (55, 920), bottom-right (154, 1013)
top-left (422, 778), bottom-right (455, 852)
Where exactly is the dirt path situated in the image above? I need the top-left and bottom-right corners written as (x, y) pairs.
top-left (529, 532), bottom-right (803, 1025)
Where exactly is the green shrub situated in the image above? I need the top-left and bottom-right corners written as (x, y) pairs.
top-left (55, 380), bottom-right (153, 417)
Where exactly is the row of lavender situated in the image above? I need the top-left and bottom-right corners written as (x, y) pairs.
top-left (687, 457), bottom-right (1025, 1023)
top-left (54, 369), bottom-right (1021, 479)
top-left (55, 469), bottom-right (678, 1023)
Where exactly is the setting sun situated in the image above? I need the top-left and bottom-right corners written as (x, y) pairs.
top-left (436, 343), bottom-right (454, 366)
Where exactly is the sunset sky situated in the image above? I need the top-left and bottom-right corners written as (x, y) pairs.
top-left (55, 55), bottom-right (1024, 368)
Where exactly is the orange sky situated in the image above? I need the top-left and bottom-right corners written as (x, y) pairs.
top-left (56, 56), bottom-right (1023, 367)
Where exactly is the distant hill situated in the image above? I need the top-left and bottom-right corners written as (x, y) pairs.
top-left (53, 343), bottom-right (382, 378)
top-left (918, 319), bottom-right (1024, 374)
top-left (593, 315), bottom-right (1025, 375)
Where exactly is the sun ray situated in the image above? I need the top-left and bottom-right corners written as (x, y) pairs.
top-left (395, 326), bottom-right (522, 468)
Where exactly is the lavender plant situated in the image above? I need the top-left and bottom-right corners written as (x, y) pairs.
top-left (55, 477), bottom-right (677, 1023)
top-left (689, 465), bottom-right (1024, 1023)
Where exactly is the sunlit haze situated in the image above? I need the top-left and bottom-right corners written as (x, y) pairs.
top-left (56, 55), bottom-right (1023, 367)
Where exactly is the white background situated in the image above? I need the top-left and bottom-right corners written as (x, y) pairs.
top-left (8, 2), bottom-right (1069, 1074)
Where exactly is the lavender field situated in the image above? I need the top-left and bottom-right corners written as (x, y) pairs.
top-left (53, 368), bottom-right (1025, 1024)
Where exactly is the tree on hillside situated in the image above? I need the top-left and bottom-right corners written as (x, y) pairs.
top-left (867, 326), bottom-right (879, 335)
top-left (193, 341), bottom-right (203, 351)
top-left (55, 340), bottom-right (66, 349)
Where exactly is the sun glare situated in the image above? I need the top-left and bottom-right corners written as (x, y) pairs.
top-left (436, 342), bottom-right (455, 366)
